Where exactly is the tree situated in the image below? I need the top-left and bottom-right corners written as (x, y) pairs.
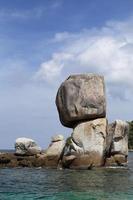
top-left (128, 121), bottom-right (133, 149)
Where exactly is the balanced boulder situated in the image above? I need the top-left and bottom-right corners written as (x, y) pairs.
top-left (56, 74), bottom-right (106, 128)
top-left (15, 137), bottom-right (41, 156)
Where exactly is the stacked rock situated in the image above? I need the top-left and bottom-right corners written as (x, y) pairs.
top-left (56, 74), bottom-right (129, 169)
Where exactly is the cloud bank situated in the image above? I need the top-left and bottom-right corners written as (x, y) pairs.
top-left (35, 17), bottom-right (133, 100)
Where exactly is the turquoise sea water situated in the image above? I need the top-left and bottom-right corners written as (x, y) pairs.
top-left (0, 153), bottom-right (133, 200)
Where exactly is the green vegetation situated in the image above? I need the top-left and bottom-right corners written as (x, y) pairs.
top-left (128, 121), bottom-right (133, 149)
top-left (66, 137), bottom-right (72, 146)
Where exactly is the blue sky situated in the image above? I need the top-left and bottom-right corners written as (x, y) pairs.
top-left (0, 0), bottom-right (133, 149)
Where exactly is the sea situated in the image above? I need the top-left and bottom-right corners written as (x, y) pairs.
top-left (0, 152), bottom-right (133, 200)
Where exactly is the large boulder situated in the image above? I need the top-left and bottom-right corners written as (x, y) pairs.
top-left (56, 74), bottom-right (106, 127)
top-left (108, 120), bottom-right (129, 156)
top-left (71, 118), bottom-right (107, 166)
top-left (15, 138), bottom-right (41, 156)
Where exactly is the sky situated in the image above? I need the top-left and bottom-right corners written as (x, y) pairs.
top-left (0, 0), bottom-right (133, 149)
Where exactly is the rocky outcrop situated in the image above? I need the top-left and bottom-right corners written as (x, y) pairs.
top-left (0, 73), bottom-right (129, 169)
top-left (55, 74), bottom-right (129, 169)
top-left (0, 152), bottom-right (58, 168)
top-left (15, 138), bottom-right (41, 156)
top-left (56, 74), bottom-right (106, 128)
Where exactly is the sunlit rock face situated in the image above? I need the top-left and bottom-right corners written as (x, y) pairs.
top-left (71, 118), bottom-right (107, 166)
top-left (56, 74), bottom-right (106, 128)
top-left (51, 134), bottom-right (64, 142)
top-left (108, 120), bottom-right (129, 156)
top-left (15, 137), bottom-right (41, 156)
top-left (72, 118), bottom-right (107, 154)
top-left (105, 120), bottom-right (129, 167)
top-left (45, 135), bottom-right (65, 157)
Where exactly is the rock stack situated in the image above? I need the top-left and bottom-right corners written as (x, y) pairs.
top-left (56, 74), bottom-right (129, 169)
top-left (0, 73), bottom-right (129, 169)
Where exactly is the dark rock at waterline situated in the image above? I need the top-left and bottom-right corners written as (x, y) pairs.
top-left (56, 74), bottom-right (106, 128)
top-left (105, 154), bottom-right (127, 167)
top-left (62, 153), bottom-right (104, 169)
top-left (0, 153), bottom-right (59, 168)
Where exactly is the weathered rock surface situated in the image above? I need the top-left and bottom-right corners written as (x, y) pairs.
top-left (104, 120), bottom-right (129, 166)
top-left (56, 74), bottom-right (106, 127)
top-left (69, 154), bottom-right (99, 169)
top-left (108, 120), bottom-right (129, 156)
top-left (15, 138), bottom-right (41, 156)
top-left (105, 154), bottom-right (127, 167)
top-left (45, 135), bottom-right (65, 157)
top-left (51, 134), bottom-right (64, 142)
top-left (71, 118), bottom-right (107, 166)
top-left (0, 153), bottom-right (59, 168)
top-left (60, 118), bottom-right (107, 168)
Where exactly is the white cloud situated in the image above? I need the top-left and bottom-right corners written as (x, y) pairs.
top-left (34, 53), bottom-right (73, 82)
top-left (35, 17), bottom-right (133, 99)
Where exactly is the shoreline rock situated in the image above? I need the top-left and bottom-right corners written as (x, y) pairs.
top-left (15, 138), bottom-right (41, 156)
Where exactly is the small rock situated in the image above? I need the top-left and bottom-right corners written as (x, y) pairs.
top-left (15, 137), bottom-right (41, 156)
top-left (51, 134), bottom-right (64, 142)
top-left (46, 140), bottom-right (65, 156)
top-left (105, 154), bottom-right (127, 167)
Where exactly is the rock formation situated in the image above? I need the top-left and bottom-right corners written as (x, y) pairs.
top-left (56, 74), bottom-right (129, 169)
top-left (0, 73), bottom-right (129, 169)
top-left (15, 137), bottom-right (41, 156)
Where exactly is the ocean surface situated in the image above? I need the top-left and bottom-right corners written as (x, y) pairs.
top-left (0, 152), bottom-right (133, 200)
